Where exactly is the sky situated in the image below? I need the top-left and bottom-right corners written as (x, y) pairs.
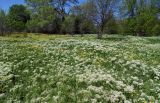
top-left (0, 0), bottom-right (85, 11)
top-left (0, 0), bottom-right (25, 11)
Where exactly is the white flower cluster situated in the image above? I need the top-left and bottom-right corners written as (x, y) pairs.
top-left (0, 35), bottom-right (160, 103)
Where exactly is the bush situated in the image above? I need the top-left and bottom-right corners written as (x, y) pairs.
top-left (152, 24), bottom-right (160, 36)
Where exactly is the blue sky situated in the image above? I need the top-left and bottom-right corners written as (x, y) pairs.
top-left (0, 0), bottom-right (25, 11)
top-left (0, 0), bottom-right (85, 11)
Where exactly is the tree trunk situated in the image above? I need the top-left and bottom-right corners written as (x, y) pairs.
top-left (97, 32), bottom-right (102, 39)
top-left (81, 33), bottom-right (84, 37)
top-left (97, 25), bottom-right (104, 39)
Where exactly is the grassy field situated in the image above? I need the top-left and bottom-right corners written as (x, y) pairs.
top-left (0, 34), bottom-right (160, 103)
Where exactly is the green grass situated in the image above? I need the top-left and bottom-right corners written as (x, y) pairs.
top-left (0, 34), bottom-right (160, 103)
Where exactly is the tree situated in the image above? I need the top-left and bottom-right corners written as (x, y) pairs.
top-left (79, 17), bottom-right (96, 35)
top-left (152, 24), bottom-right (160, 36)
top-left (25, 0), bottom-right (51, 12)
top-left (61, 15), bottom-right (75, 34)
top-left (51, 0), bottom-right (78, 22)
top-left (80, 0), bottom-right (118, 39)
top-left (6, 5), bottom-right (30, 32)
top-left (0, 9), bottom-right (6, 36)
top-left (62, 5), bottom-right (96, 36)
top-left (26, 6), bottom-right (58, 33)
top-left (121, 0), bottom-right (160, 36)
top-left (120, 0), bottom-right (138, 35)
top-left (25, 0), bottom-right (60, 33)
top-left (121, 0), bottom-right (137, 18)
top-left (104, 12), bottom-right (118, 34)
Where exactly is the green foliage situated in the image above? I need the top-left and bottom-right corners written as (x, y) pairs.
top-left (0, 9), bottom-right (7, 35)
top-left (6, 5), bottom-right (30, 32)
top-left (61, 15), bottom-right (75, 34)
top-left (1, 0), bottom-right (160, 36)
top-left (61, 15), bottom-right (96, 35)
top-left (7, 5), bottom-right (30, 31)
top-left (104, 14), bottom-right (119, 34)
top-left (122, 18), bottom-right (136, 35)
top-left (26, 6), bottom-right (57, 33)
top-left (152, 24), bottom-right (160, 36)
top-left (80, 19), bottom-right (96, 34)
top-left (121, 0), bottom-right (160, 36)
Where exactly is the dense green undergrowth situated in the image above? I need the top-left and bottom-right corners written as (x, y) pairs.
top-left (0, 34), bottom-right (160, 103)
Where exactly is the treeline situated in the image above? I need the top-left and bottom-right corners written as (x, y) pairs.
top-left (0, 0), bottom-right (160, 38)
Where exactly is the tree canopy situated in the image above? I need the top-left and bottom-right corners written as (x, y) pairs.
top-left (0, 0), bottom-right (160, 38)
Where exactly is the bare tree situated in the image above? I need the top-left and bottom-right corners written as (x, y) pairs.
top-left (81, 0), bottom-right (118, 39)
top-left (51, 0), bottom-right (78, 21)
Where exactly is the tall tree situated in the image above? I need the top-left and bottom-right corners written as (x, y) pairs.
top-left (51, 0), bottom-right (78, 21)
top-left (25, 0), bottom-right (59, 33)
top-left (6, 5), bottom-right (30, 32)
top-left (61, 15), bottom-right (75, 34)
top-left (122, 0), bottom-right (137, 17)
top-left (121, 0), bottom-right (160, 36)
top-left (80, 0), bottom-right (118, 39)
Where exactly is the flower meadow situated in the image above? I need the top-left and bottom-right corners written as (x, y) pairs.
top-left (0, 35), bottom-right (160, 103)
